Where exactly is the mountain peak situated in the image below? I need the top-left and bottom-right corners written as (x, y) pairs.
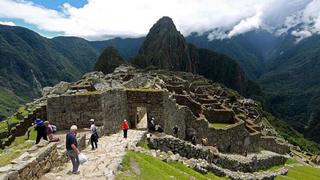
top-left (148, 16), bottom-right (178, 35)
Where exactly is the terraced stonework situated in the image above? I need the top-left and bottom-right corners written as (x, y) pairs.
top-left (45, 65), bottom-right (290, 154)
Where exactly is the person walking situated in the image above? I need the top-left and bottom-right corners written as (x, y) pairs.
top-left (34, 118), bottom-right (48, 144)
top-left (84, 119), bottom-right (98, 150)
top-left (66, 125), bottom-right (80, 174)
top-left (120, 119), bottom-right (129, 138)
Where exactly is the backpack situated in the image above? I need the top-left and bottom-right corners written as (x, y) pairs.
top-left (51, 125), bottom-right (57, 133)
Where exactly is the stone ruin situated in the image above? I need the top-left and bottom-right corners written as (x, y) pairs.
top-left (43, 65), bottom-right (290, 154)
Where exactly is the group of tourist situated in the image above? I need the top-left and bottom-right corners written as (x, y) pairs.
top-left (64, 119), bottom-right (129, 174)
top-left (33, 118), bottom-right (59, 144)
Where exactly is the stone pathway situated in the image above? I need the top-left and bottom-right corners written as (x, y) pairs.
top-left (41, 130), bottom-right (146, 180)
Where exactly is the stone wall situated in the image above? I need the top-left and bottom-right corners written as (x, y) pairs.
top-left (260, 136), bottom-right (291, 154)
top-left (148, 134), bottom-right (287, 173)
top-left (101, 90), bottom-right (128, 135)
top-left (0, 142), bottom-right (60, 180)
top-left (47, 93), bottom-right (104, 130)
top-left (126, 90), bottom-right (165, 129)
top-left (162, 95), bottom-right (187, 139)
top-left (203, 109), bottom-right (235, 124)
top-left (1, 105), bottom-right (47, 149)
top-left (207, 122), bottom-right (260, 153)
top-left (0, 134), bottom-right (87, 180)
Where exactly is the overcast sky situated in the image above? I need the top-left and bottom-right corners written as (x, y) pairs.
top-left (0, 0), bottom-right (319, 40)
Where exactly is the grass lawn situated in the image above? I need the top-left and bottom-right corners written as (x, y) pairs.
top-left (0, 127), bottom-right (36, 167)
top-left (209, 123), bottom-right (232, 129)
top-left (276, 165), bottom-right (320, 180)
top-left (116, 151), bottom-right (227, 180)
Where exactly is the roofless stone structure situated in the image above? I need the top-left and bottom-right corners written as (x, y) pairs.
top-left (46, 65), bottom-right (290, 154)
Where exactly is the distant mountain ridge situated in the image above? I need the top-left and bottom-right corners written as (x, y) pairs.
top-left (131, 17), bottom-right (260, 96)
top-left (1, 20), bottom-right (320, 145)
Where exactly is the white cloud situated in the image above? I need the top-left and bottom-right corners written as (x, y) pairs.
top-left (228, 11), bottom-right (262, 37)
top-left (0, 0), bottom-right (319, 40)
top-left (0, 21), bottom-right (15, 26)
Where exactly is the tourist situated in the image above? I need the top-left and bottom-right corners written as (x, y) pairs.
top-left (243, 150), bottom-right (248, 157)
top-left (149, 117), bottom-right (156, 132)
top-left (191, 135), bottom-right (197, 145)
top-left (44, 121), bottom-right (59, 142)
top-left (84, 119), bottom-right (98, 150)
top-left (173, 125), bottom-right (179, 137)
top-left (201, 137), bottom-right (208, 146)
top-left (120, 119), bottom-right (129, 138)
top-left (34, 118), bottom-right (48, 144)
top-left (66, 125), bottom-right (80, 174)
top-left (155, 124), bottom-right (164, 133)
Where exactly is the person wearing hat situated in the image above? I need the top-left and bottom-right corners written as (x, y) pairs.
top-left (34, 118), bottom-right (48, 144)
top-left (120, 119), bottom-right (129, 138)
top-left (84, 119), bottom-right (98, 150)
top-left (66, 125), bottom-right (80, 174)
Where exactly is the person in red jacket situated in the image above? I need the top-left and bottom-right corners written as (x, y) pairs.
top-left (120, 119), bottom-right (129, 138)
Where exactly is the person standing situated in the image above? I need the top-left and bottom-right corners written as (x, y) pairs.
top-left (120, 119), bottom-right (129, 138)
top-left (34, 118), bottom-right (48, 144)
top-left (66, 125), bottom-right (80, 174)
top-left (173, 125), bottom-right (179, 137)
top-left (84, 119), bottom-right (98, 150)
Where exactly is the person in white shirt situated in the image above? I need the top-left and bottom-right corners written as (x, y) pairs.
top-left (84, 119), bottom-right (98, 150)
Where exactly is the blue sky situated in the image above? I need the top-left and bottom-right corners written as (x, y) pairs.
top-left (0, 0), bottom-right (87, 37)
top-left (0, 0), bottom-right (319, 41)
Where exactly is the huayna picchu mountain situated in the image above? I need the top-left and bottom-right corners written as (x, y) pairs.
top-left (131, 17), bottom-right (261, 97)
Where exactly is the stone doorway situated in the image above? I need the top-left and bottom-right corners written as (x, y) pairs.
top-left (132, 106), bottom-right (148, 129)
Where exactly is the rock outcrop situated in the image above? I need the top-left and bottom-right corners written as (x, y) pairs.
top-left (130, 16), bottom-right (258, 95)
top-left (94, 47), bottom-right (126, 74)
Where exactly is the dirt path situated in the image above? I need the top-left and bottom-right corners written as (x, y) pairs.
top-left (41, 130), bottom-right (146, 180)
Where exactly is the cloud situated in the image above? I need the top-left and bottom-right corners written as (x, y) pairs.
top-left (228, 11), bottom-right (262, 37)
top-left (0, 21), bottom-right (15, 26)
top-left (0, 0), bottom-right (319, 40)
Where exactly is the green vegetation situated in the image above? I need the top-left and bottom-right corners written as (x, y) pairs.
top-left (126, 88), bottom-right (163, 92)
top-left (259, 106), bottom-right (320, 154)
top-left (259, 158), bottom-right (299, 172)
top-left (0, 127), bottom-right (36, 167)
top-left (209, 123), bottom-right (232, 129)
top-left (117, 151), bottom-right (227, 180)
top-left (77, 91), bottom-right (100, 95)
top-left (136, 135), bottom-right (150, 150)
top-left (276, 165), bottom-right (320, 180)
top-left (0, 88), bottom-right (29, 119)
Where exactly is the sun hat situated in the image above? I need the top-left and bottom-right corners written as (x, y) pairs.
top-left (35, 118), bottom-right (43, 126)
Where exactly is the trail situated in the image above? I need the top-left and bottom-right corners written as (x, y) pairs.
top-left (41, 130), bottom-right (146, 180)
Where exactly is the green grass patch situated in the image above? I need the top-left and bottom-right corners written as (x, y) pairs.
top-left (276, 165), bottom-right (320, 180)
top-left (0, 127), bottom-right (36, 167)
top-left (126, 88), bottom-right (163, 92)
top-left (136, 136), bottom-right (150, 150)
top-left (76, 91), bottom-right (100, 95)
top-left (209, 123), bottom-right (232, 129)
top-left (117, 151), bottom-right (227, 180)
top-left (259, 158), bottom-right (300, 172)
